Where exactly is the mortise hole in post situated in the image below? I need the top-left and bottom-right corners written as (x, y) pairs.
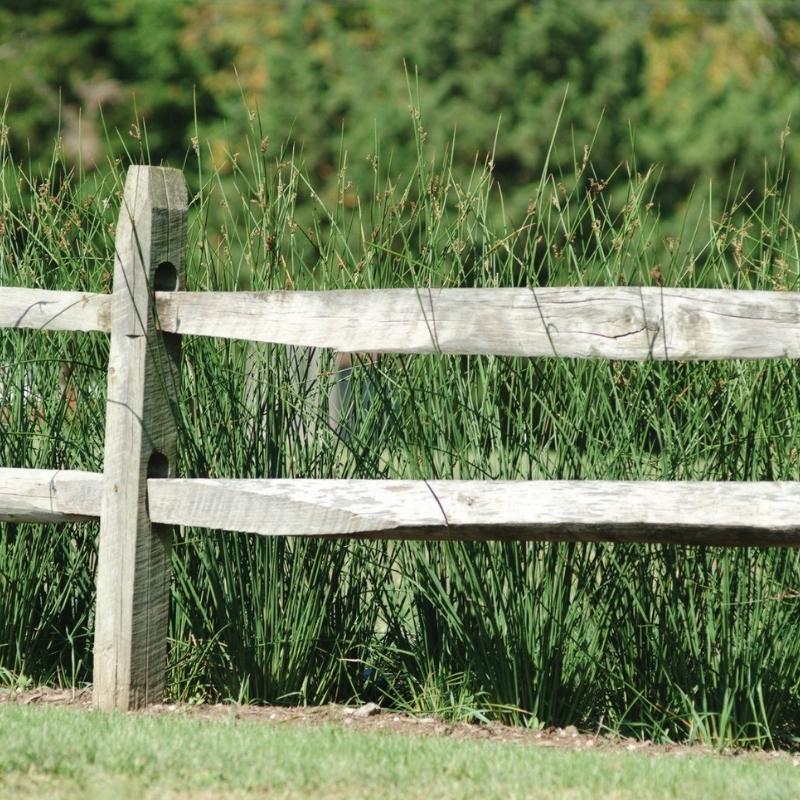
top-left (147, 451), bottom-right (170, 479)
top-left (154, 261), bottom-right (178, 292)
top-left (146, 452), bottom-right (170, 520)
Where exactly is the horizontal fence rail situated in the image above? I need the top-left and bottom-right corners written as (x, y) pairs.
top-left (6, 285), bottom-right (800, 360)
top-left (0, 288), bottom-right (110, 333)
top-left (4, 165), bottom-right (800, 711)
top-left (0, 468), bottom-right (101, 522)
top-left (4, 468), bottom-right (800, 548)
top-left (157, 287), bottom-right (800, 360)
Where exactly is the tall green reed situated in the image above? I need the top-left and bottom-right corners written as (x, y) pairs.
top-left (2, 105), bottom-right (800, 746)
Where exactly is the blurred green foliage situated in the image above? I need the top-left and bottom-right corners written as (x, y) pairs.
top-left (2, 0), bottom-right (800, 226)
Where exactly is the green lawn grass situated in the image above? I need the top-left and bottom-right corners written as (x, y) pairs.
top-left (1, 705), bottom-right (799, 800)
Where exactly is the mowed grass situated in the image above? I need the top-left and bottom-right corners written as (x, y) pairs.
top-left (1, 705), bottom-right (799, 800)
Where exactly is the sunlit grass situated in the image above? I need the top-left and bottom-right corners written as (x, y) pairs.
top-left (5, 705), bottom-right (800, 800)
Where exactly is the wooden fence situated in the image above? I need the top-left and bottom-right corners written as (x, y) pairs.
top-left (3, 165), bottom-right (800, 711)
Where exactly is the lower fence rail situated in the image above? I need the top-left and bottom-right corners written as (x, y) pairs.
top-left (3, 467), bottom-right (800, 547)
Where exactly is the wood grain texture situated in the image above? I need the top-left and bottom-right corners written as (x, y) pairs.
top-left (6, 467), bottom-right (799, 548)
top-left (147, 478), bottom-right (800, 547)
top-left (93, 166), bottom-right (187, 711)
top-left (0, 288), bottom-right (110, 333)
top-left (4, 282), bottom-right (800, 361)
top-left (156, 286), bottom-right (800, 360)
top-left (0, 468), bottom-right (101, 522)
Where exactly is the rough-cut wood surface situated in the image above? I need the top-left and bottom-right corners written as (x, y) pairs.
top-left (4, 467), bottom-right (800, 547)
top-left (6, 283), bottom-right (800, 361)
top-left (6, 467), bottom-right (800, 548)
top-left (93, 166), bottom-right (187, 712)
top-left (147, 478), bottom-right (800, 547)
top-left (155, 286), bottom-right (800, 360)
top-left (0, 468), bottom-right (101, 522)
top-left (0, 288), bottom-right (110, 333)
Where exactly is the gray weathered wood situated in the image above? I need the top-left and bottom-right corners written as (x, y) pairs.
top-left (147, 478), bottom-right (800, 547)
top-left (7, 468), bottom-right (800, 547)
top-left (5, 282), bottom-right (800, 361)
top-left (0, 288), bottom-right (110, 333)
top-left (93, 166), bottom-right (187, 711)
top-left (155, 286), bottom-right (800, 360)
top-left (0, 468), bottom-right (101, 522)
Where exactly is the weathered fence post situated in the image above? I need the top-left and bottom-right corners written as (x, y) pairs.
top-left (93, 166), bottom-right (187, 710)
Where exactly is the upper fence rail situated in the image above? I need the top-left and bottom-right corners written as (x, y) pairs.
top-left (4, 284), bottom-right (800, 360)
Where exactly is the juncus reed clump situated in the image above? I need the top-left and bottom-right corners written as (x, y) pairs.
top-left (2, 104), bottom-right (800, 746)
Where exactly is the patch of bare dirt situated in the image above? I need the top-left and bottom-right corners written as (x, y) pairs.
top-left (2, 686), bottom-right (798, 765)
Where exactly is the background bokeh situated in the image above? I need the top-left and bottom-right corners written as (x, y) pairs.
top-left (2, 0), bottom-right (800, 228)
